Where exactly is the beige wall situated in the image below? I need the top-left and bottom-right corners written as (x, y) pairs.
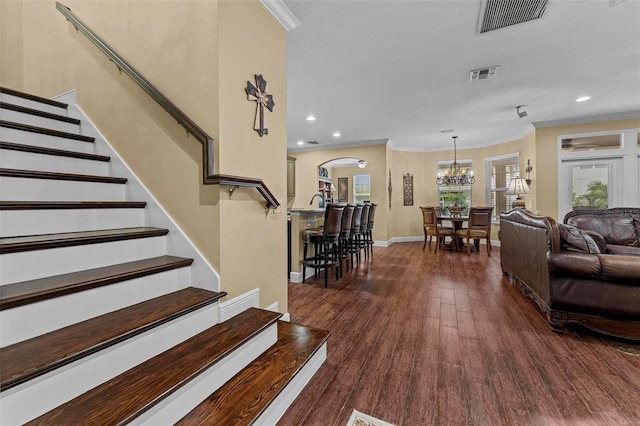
top-left (289, 119), bottom-right (638, 245)
top-left (288, 144), bottom-right (389, 242)
top-left (1, 1), bottom-right (24, 88)
top-left (535, 118), bottom-right (640, 218)
top-left (3, 1), bottom-right (288, 311)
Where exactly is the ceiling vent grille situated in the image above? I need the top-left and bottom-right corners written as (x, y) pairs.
top-left (477, 0), bottom-right (549, 33)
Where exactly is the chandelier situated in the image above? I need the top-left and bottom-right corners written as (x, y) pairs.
top-left (436, 136), bottom-right (475, 186)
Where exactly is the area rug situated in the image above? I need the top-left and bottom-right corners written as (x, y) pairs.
top-left (346, 409), bottom-right (395, 426)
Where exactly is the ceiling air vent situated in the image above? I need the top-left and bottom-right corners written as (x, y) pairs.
top-left (477, 0), bottom-right (549, 34)
top-left (307, 140), bottom-right (319, 145)
top-left (469, 66), bottom-right (499, 82)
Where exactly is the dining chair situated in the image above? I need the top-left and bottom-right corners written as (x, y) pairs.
top-left (420, 206), bottom-right (456, 252)
top-left (430, 206), bottom-right (453, 247)
top-left (455, 206), bottom-right (494, 255)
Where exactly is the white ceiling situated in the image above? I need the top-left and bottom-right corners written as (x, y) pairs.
top-left (283, 0), bottom-right (640, 153)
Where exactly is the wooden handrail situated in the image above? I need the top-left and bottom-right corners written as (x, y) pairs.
top-left (55, 2), bottom-right (279, 209)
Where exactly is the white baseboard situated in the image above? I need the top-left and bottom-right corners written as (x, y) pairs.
top-left (382, 236), bottom-right (501, 247)
top-left (219, 288), bottom-right (260, 321)
top-left (264, 301), bottom-right (290, 322)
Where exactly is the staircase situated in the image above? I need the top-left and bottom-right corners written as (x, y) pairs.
top-left (0, 87), bottom-right (329, 425)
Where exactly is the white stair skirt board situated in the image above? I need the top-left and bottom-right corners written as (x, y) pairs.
top-left (0, 208), bottom-right (144, 238)
top-left (0, 303), bottom-right (223, 426)
top-left (0, 149), bottom-right (110, 176)
top-left (133, 323), bottom-right (278, 425)
top-left (0, 93), bottom-right (70, 116)
top-left (0, 177), bottom-right (127, 201)
top-left (0, 236), bottom-right (167, 284)
top-left (0, 267), bottom-right (190, 346)
top-left (0, 128), bottom-right (96, 153)
top-left (0, 109), bottom-right (80, 133)
top-left (253, 343), bottom-right (327, 426)
top-left (219, 288), bottom-right (260, 321)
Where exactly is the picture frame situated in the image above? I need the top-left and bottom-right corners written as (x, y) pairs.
top-left (338, 177), bottom-right (348, 202)
top-left (403, 173), bottom-right (413, 206)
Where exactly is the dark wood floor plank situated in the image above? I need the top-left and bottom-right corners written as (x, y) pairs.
top-left (0, 255), bottom-right (192, 310)
top-left (0, 287), bottom-right (225, 390)
top-left (27, 308), bottom-right (281, 425)
top-left (280, 242), bottom-right (640, 425)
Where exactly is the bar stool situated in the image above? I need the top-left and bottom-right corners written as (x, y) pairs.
top-left (365, 203), bottom-right (377, 258)
top-left (337, 204), bottom-right (356, 277)
top-left (302, 203), bottom-right (345, 287)
top-left (359, 203), bottom-right (371, 261)
top-left (349, 204), bottom-right (364, 266)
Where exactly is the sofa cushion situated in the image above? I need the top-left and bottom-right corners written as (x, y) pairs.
top-left (568, 215), bottom-right (638, 247)
top-left (557, 224), bottom-right (601, 254)
top-left (607, 244), bottom-right (640, 256)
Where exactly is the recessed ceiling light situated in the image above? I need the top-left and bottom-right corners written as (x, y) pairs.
top-left (575, 96), bottom-right (591, 102)
top-left (306, 115), bottom-right (316, 121)
top-left (297, 141), bottom-right (304, 145)
top-left (333, 132), bottom-right (341, 137)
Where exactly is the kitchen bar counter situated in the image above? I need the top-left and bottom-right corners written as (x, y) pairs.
top-left (288, 209), bottom-right (325, 282)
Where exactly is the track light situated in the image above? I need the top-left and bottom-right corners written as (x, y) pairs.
top-left (516, 105), bottom-right (528, 118)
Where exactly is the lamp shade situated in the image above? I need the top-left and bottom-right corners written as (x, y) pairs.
top-left (505, 178), bottom-right (531, 196)
top-left (506, 177), bottom-right (531, 208)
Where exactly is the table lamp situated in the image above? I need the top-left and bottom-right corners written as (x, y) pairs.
top-left (506, 177), bottom-right (531, 208)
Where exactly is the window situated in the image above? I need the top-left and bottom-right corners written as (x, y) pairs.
top-left (437, 160), bottom-right (473, 215)
top-left (486, 154), bottom-right (520, 221)
top-left (354, 174), bottom-right (370, 203)
top-left (558, 129), bottom-right (639, 218)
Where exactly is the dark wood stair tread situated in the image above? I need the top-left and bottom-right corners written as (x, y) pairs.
top-left (177, 321), bottom-right (330, 425)
top-left (0, 200), bottom-right (146, 211)
top-left (0, 141), bottom-right (110, 162)
top-left (0, 287), bottom-right (226, 391)
top-left (0, 120), bottom-right (94, 142)
top-left (0, 168), bottom-right (127, 184)
top-left (0, 102), bottom-right (81, 124)
top-left (0, 255), bottom-right (192, 310)
top-left (0, 87), bottom-right (68, 109)
top-left (0, 227), bottom-right (169, 254)
top-left (26, 308), bottom-right (281, 425)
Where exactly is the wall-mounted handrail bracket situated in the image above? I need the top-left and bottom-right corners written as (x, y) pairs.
top-left (55, 2), bottom-right (280, 211)
top-left (228, 185), bottom-right (240, 199)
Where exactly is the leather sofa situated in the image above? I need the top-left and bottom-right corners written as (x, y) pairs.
top-left (499, 208), bottom-right (640, 341)
top-left (564, 207), bottom-right (640, 256)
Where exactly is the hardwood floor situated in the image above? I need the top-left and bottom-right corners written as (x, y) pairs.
top-left (280, 242), bottom-right (640, 426)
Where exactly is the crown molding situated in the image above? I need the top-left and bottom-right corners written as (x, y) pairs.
top-left (260, 0), bottom-right (300, 31)
top-left (533, 110), bottom-right (640, 129)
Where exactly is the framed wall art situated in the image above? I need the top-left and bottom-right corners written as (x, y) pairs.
top-left (403, 173), bottom-right (414, 206)
top-left (338, 177), bottom-right (348, 202)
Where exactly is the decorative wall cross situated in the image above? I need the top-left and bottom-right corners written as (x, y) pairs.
top-left (245, 74), bottom-right (274, 137)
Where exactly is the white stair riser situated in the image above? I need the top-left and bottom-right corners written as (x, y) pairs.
top-left (0, 149), bottom-right (109, 176)
top-left (0, 128), bottom-right (95, 153)
top-left (134, 323), bottom-right (278, 425)
top-left (0, 303), bottom-right (222, 426)
top-left (0, 267), bottom-right (190, 346)
top-left (0, 109), bottom-right (80, 133)
top-left (0, 236), bottom-right (167, 284)
top-left (0, 93), bottom-right (70, 116)
top-left (0, 177), bottom-right (126, 201)
top-left (0, 208), bottom-right (145, 237)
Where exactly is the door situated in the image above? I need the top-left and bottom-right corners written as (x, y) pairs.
top-left (559, 158), bottom-right (622, 219)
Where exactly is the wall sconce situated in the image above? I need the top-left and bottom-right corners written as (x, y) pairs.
top-left (525, 159), bottom-right (533, 185)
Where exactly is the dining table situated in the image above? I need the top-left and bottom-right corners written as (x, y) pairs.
top-left (437, 215), bottom-right (469, 251)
